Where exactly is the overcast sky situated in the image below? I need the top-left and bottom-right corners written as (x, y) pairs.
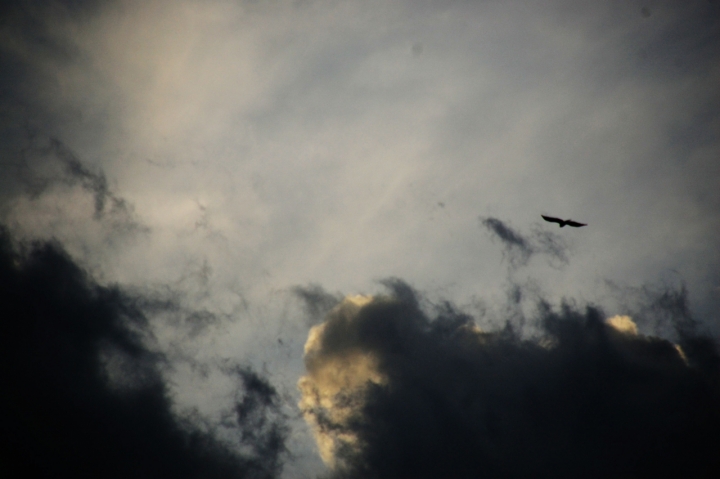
top-left (1, 1), bottom-right (719, 477)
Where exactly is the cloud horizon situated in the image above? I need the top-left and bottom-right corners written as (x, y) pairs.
top-left (298, 281), bottom-right (720, 479)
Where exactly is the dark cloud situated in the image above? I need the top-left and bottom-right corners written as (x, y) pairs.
top-left (605, 280), bottom-right (720, 377)
top-left (480, 216), bottom-right (568, 268)
top-left (0, 226), bottom-right (287, 479)
top-left (300, 280), bottom-right (720, 479)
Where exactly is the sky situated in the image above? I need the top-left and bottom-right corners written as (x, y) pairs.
top-left (1, 1), bottom-right (719, 478)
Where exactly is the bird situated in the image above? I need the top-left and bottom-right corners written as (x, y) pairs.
top-left (541, 215), bottom-right (587, 228)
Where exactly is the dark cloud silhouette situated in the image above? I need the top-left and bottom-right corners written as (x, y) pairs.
top-left (480, 216), bottom-right (568, 268)
top-left (300, 280), bottom-right (720, 479)
top-left (0, 226), bottom-right (287, 479)
top-left (605, 280), bottom-right (720, 378)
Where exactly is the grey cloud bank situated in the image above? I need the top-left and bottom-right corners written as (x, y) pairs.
top-left (0, 227), bottom-right (287, 478)
top-left (299, 282), bottom-right (720, 479)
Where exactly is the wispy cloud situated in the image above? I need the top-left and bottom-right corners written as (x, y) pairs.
top-left (2, 132), bottom-right (149, 250)
top-left (480, 216), bottom-right (568, 268)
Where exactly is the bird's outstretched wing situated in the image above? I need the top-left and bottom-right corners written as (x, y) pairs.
top-left (541, 215), bottom-right (563, 224)
top-left (566, 220), bottom-right (587, 227)
top-left (542, 215), bottom-right (587, 227)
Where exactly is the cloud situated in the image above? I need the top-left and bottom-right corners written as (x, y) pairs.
top-left (605, 314), bottom-right (638, 335)
top-left (299, 280), bottom-right (720, 479)
top-left (41, 137), bottom-right (125, 218)
top-left (605, 280), bottom-right (720, 379)
top-left (480, 216), bottom-right (568, 268)
top-left (1, 132), bottom-right (149, 255)
top-left (293, 284), bottom-right (343, 326)
top-left (0, 226), bottom-right (287, 479)
top-left (1, 3), bottom-right (719, 477)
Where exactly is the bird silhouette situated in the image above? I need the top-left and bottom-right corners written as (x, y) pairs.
top-left (541, 215), bottom-right (587, 228)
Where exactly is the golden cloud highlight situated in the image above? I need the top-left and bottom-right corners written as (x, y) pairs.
top-left (298, 295), bottom-right (385, 466)
top-left (606, 314), bottom-right (688, 363)
top-left (606, 315), bottom-right (638, 335)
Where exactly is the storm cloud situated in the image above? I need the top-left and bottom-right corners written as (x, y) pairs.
top-left (0, 227), bottom-right (287, 479)
top-left (299, 281), bottom-right (720, 479)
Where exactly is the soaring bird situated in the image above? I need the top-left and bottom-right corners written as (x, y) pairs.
top-left (541, 215), bottom-right (587, 228)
